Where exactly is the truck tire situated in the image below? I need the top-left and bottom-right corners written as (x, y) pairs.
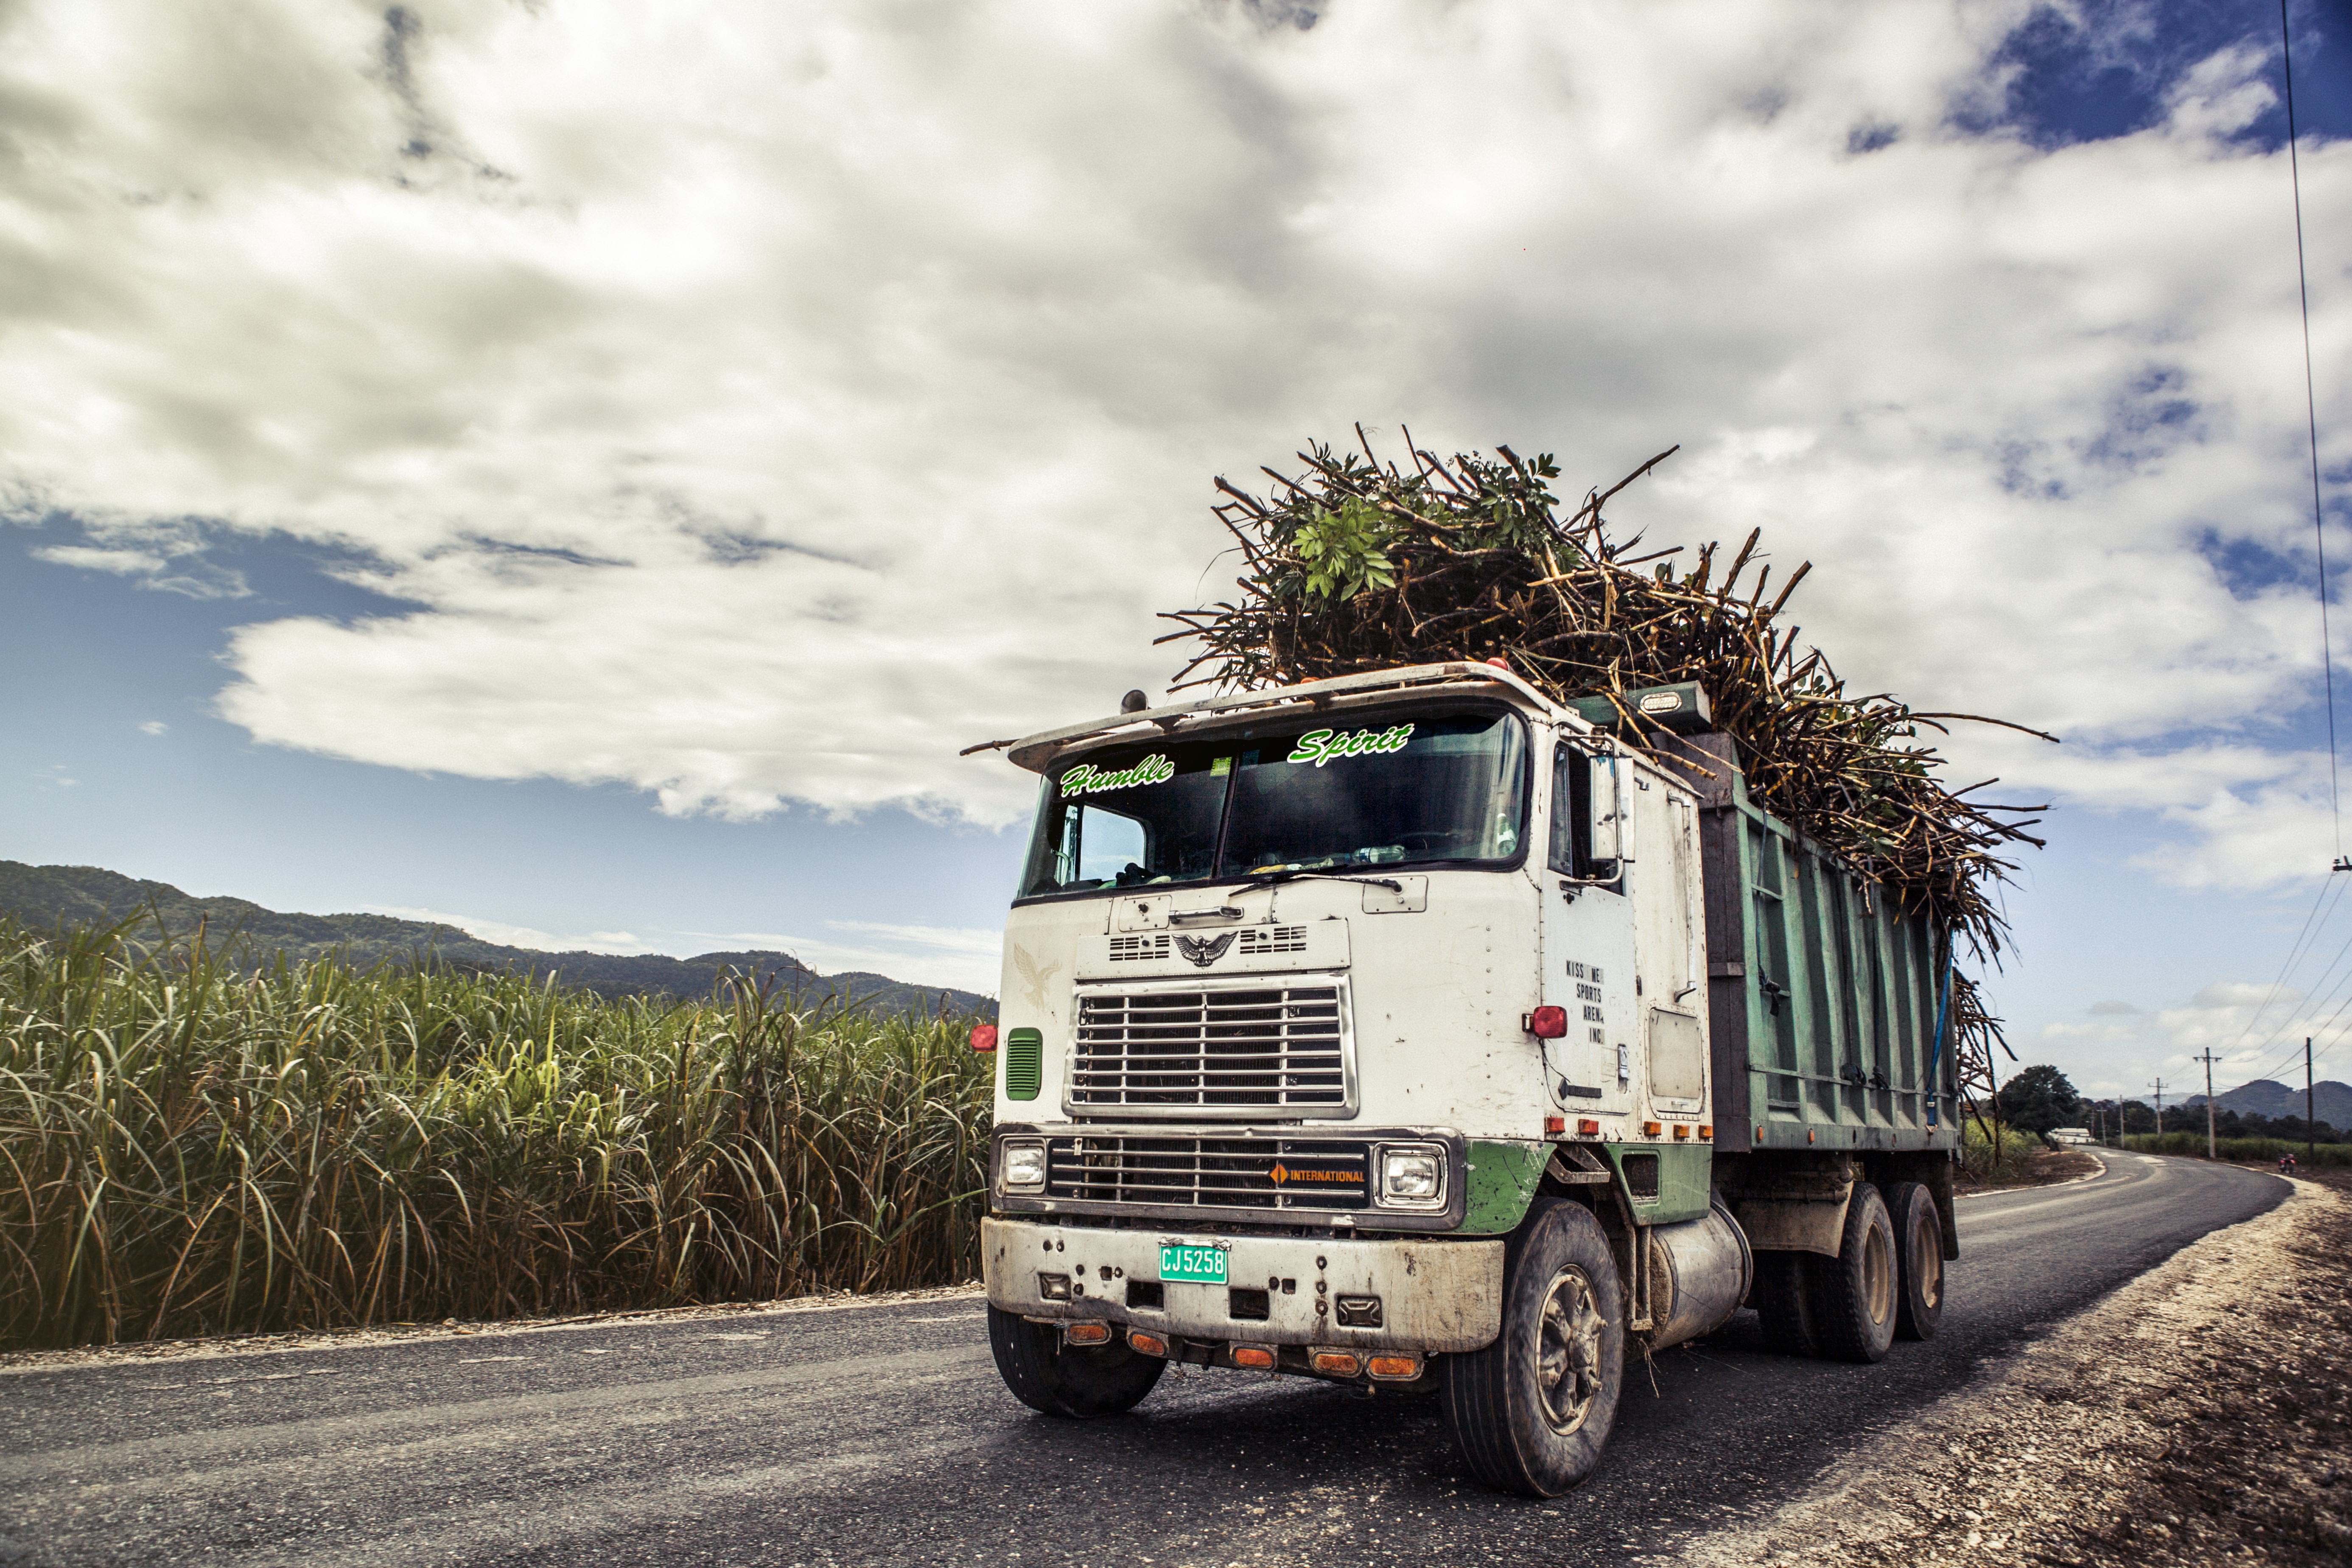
top-left (1808, 1183), bottom-right (1898, 1363)
top-left (1443, 1198), bottom-right (1624, 1497)
top-left (1751, 1251), bottom-right (1822, 1357)
top-left (986, 1306), bottom-right (1165, 1418)
top-left (1884, 1181), bottom-right (1944, 1342)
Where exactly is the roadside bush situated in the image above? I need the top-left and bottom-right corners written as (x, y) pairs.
top-left (0, 918), bottom-right (994, 1350)
top-left (1960, 1118), bottom-right (2044, 1181)
top-left (2122, 1130), bottom-right (2352, 1168)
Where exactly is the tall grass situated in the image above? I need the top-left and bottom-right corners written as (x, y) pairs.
top-left (1958, 1117), bottom-right (2044, 1182)
top-left (2122, 1130), bottom-right (2352, 1168)
top-left (0, 918), bottom-right (994, 1350)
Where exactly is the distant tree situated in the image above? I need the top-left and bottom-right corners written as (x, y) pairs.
top-left (2221, 1109), bottom-right (2341, 1142)
top-left (1996, 1064), bottom-right (2084, 1134)
top-left (2115, 1099), bottom-right (2159, 1134)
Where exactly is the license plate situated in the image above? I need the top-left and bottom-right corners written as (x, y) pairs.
top-left (1158, 1243), bottom-right (1229, 1285)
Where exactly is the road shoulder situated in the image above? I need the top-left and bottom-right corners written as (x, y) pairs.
top-left (0, 1282), bottom-right (986, 1375)
top-left (1664, 1167), bottom-right (2351, 1568)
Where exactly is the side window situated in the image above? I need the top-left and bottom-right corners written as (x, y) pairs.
top-left (1075, 807), bottom-right (1148, 886)
top-left (1549, 745), bottom-right (1582, 874)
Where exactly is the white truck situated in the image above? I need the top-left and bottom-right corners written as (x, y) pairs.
top-left (970, 662), bottom-right (1960, 1495)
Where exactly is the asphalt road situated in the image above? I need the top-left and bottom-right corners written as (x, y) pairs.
top-left (1, 1151), bottom-right (2286, 1568)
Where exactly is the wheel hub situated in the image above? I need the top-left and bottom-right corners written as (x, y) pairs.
top-left (1536, 1266), bottom-right (1606, 1434)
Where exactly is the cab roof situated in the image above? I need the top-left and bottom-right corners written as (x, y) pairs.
top-left (966, 662), bottom-right (1580, 775)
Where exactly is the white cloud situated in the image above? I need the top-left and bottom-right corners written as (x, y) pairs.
top-left (363, 904), bottom-right (656, 956)
top-left (2151, 979), bottom-right (2314, 1074)
top-left (2040, 1021), bottom-right (2137, 1044)
top-left (0, 0), bottom-right (2344, 856)
top-left (35, 546), bottom-right (166, 576)
top-left (27, 532), bottom-right (249, 599)
top-left (137, 720), bottom-right (168, 736)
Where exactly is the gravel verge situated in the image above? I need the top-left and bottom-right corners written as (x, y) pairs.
top-left (1667, 1164), bottom-right (2351, 1567)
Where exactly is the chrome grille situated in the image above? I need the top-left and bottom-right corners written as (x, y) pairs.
top-left (1070, 980), bottom-right (1350, 1112)
top-left (1045, 1135), bottom-right (1371, 1211)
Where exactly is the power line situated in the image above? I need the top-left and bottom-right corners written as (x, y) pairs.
top-left (2227, 876), bottom-right (2352, 1064)
top-left (2282, 0), bottom-right (2345, 861)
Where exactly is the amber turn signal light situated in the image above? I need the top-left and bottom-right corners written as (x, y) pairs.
top-left (969, 1024), bottom-right (998, 1053)
top-left (1231, 1346), bottom-right (1276, 1370)
top-left (1700, 1125), bottom-right (1714, 1140)
top-left (1128, 1331), bottom-right (1169, 1357)
top-left (1366, 1355), bottom-right (1420, 1380)
top-left (1310, 1350), bottom-right (1361, 1377)
top-left (1673, 1124), bottom-right (1691, 1140)
top-left (1544, 1114), bottom-right (1565, 1135)
top-left (1064, 1323), bottom-right (1110, 1346)
top-left (1643, 1120), bottom-right (1663, 1137)
top-left (1577, 1117), bottom-right (1601, 1136)
top-left (1524, 1005), bottom-right (1568, 1038)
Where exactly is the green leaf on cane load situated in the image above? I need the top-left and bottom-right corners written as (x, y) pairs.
top-left (1294, 496), bottom-right (1397, 599)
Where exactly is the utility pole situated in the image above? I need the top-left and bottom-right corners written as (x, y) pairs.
top-left (2150, 1077), bottom-right (2164, 1137)
top-left (2311, 1039), bottom-right (2318, 1165)
top-left (2195, 1050), bottom-right (2219, 1160)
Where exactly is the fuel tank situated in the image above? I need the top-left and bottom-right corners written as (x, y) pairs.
top-left (1646, 1195), bottom-right (1754, 1351)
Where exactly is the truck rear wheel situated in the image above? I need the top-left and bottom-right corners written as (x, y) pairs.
top-left (1809, 1183), bottom-right (1898, 1363)
top-left (1443, 1198), bottom-right (1624, 1497)
top-left (1884, 1181), bottom-right (1944, 1341)
top-left (1751, 1251), bottom-right (1822, 1357)
top-left (986, 1306), bottom-right (1165, 1418)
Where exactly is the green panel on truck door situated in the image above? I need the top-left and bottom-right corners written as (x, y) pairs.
top-left (1003, 1028), bottom-right (1042, 1101)
top-left (1605, 1143), bottom-right (1712, 1225)
top-left (1460, 1140), bottom-right (1547, 1234)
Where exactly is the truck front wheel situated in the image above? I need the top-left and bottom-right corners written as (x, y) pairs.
top-left (1444, 1198), bottom-right (1625, 1497)
top-left (986, 1306), bottom-right (1165, 1418)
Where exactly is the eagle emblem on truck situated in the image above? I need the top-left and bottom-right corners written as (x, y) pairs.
top-left (1174, 932), bottom-right (1238, 967)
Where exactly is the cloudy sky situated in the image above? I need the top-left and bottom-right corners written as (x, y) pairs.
top-left (5, 0), bottom-right (2350, 1101)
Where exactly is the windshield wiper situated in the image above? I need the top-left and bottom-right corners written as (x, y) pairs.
top-left (1246, 868), bottom-right (1406, 894)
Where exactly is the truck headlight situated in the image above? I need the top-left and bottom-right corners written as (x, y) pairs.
top-left (1378, 1145), bottom-right (1444, 1207)
top-left (1000, 1139), bottom-right (1048, 1194)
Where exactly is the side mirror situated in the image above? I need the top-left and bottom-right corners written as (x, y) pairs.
top-left (1588, 753), bottom-right (1624, 871)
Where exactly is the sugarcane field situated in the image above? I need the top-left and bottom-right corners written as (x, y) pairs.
top-left (5, 4), bottom-right (2351, 1567)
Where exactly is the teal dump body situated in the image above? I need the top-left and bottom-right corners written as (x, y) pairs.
top-left (1663, 735), bottom-right (1960, 1157)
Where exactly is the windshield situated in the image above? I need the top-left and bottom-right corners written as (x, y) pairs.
top-left (1016, 707), bottom-right (1528, 899)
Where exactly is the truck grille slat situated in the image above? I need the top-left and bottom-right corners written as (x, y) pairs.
top-left (1071, 981), bottom-right (1354, 1112)
top-left (1045, 1136), bottom-right (1372, 1211)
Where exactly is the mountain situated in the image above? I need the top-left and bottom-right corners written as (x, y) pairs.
top-left (2183, 1077), bottom-right (2352, 1130)
top-left (0, 861), bottom-right (994, 1018)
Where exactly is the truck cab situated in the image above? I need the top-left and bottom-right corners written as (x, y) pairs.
top-left (976, 662), bottom-right (1957, 1495)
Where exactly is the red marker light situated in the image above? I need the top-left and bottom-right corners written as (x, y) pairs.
top-left (969, 1024), bottom-right (998, 1053)
top-left (1544, 1114), bottom-right (1565, 1136)
top-left (1526, 1006), bottom-right (1568, 1039)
